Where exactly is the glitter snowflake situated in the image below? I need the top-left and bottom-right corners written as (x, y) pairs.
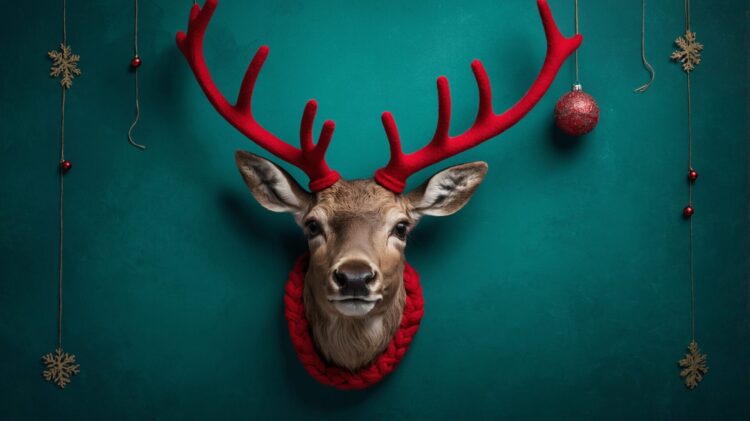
top-left (42, 348), bottom-right (80, 389)
top-left (678, 340), bottom-right (708, 390)
top-left (48, 44), bottom-right (81, 89)
top-left (671, 30), bottom-right (703, 72)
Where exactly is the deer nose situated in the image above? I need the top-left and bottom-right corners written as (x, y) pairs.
top-left (333, 261), bottom-right (375, 296)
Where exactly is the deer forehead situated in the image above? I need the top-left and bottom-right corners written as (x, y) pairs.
top-left (308, 179), bottom-right (411, 224)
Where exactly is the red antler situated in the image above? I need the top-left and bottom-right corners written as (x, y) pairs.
top-left (374, 0), bottom-right (582, 193)
top-left (176, 0), bottom-right (340, 192)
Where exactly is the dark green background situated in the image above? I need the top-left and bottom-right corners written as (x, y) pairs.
top-left (1, 0), bottom-right (748, 419)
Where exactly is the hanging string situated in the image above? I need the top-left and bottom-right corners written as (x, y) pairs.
top-left (58, 91), bottom-right (65, 349)
top-left (682, 0), bottom-right (695, 343)
top-left (573, 0), bottom-right (579, 84)
top-left (127, 0), bottom-right (146, 150)
top-left (42, 0), bottom-right (81, 391)
top-left (57, 0), bottom-right (68, 351)
top-left (673, 0), bottom-right (707, 391)
top-left (687, 66), bottom-right (695, 343)
top-left (634, 0), bottom-right (655, 93)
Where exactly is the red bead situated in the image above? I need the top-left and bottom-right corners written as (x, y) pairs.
top-left (688, 170), bottom-right (698, 182)
top-left (683, 205), bottom-right (694, 218)
top-left (130, 56), bottom-right (142, 68)
top-left (60, 160), bottom-right (72, 173)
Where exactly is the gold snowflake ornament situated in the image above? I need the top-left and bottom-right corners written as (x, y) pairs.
top-left (48, 44), bottom-right (81, 89)
top-left (671, 30), bottom-right (703, 72)
top-left (42, 348), bottom-right (80, 389)
top-left (678, 340), bottom-right (708, 389)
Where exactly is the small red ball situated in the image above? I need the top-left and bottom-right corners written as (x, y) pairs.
top-left (554, 84), bottom-right (600, 136)
top-left (688, 170), bottom-right (699, 182)
top-left (130, 56), bottom-right (142, 68)
top-left (683, 205), bottom-right (694, 218)
top-left (60, 160), bottom-right (72, 172)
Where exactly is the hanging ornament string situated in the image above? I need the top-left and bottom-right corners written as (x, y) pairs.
top-left (57, 0), bottom-right (68, 354)
top-left (671, 0), bottom-right (707, 390)
top-left (573, 0), bottom-right (579, 84)
top-left (553, 0), bottom-right (599, 136)
top-left (43, 0), bottom-right (81, 389)
top-left (634, 0), bottom-right (655, 93)
top-left (127, 0), bottom-right (146, 149)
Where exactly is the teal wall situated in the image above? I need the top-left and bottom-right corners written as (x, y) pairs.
top-left (1, 0), bottom-right (748, 419)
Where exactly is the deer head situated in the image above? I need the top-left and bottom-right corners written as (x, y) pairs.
top-left (177, 0), bottom-right (581, 372)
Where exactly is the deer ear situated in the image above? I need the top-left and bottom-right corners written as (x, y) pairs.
top-left (406, 162), bottom-right (488, 217)
top-left (235, 151), bottom-right (312, 214)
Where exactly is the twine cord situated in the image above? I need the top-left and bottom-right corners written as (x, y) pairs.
top-left (679, 0), bottom-right (695, 343)
top-left (58, 90), bottom-right (65, 349)
top-left (634, 0), bottom-right (655, 93)
top-left (133, 0), bottom-right (138, 57)
top-left (62, 0), bottom-right (67, 45)
top-left (671, 0), bottom-right (707, 391)
top-left (128, 0), bottom-right (146, 150)
top-left (57, 0), bottom-right (68, 351)
top-left (574, 0), bottom-right (579, 83)
top-left (680, 0), bottom-right (695, 342)
top-left (687, 70), bottom-right (695, 341)
top-left (42, 0), bottom-right (82, 391)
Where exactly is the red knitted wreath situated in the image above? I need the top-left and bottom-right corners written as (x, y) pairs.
top-left (284, 254), bottom-right (424, 389)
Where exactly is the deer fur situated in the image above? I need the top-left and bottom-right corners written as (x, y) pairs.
top-left (236, 151), bottom-right (487, 371)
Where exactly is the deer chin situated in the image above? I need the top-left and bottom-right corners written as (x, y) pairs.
top-left (328, 296), bottom-right (382, 317)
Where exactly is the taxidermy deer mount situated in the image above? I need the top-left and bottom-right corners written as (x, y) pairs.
top-left (177, 0), bottom-right (581, 388)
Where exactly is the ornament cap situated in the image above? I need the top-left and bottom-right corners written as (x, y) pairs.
top-left (572, 83), bottom-right (583, 92)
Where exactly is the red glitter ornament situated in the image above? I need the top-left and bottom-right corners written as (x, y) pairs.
top-left (130, 56), bottom-right (142, 69)
top-left (683, 205), bottom-right (694, 218)
top-left (688, 169), bottom-right (698, 182)
top-left (60, 160), bottom-right (72, 173)
top-left (554, 84), bottom-right (599, 136)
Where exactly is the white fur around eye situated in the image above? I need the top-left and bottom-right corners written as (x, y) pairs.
top-left (307, 234), bottom-right (326, 248)
top-left (388, 237), bottom-right (406, 251)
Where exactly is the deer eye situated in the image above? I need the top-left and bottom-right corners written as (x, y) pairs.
top-left (391, 221), bottom-right (409, 241)
top-left (305, 220), bottom-right (322, 238)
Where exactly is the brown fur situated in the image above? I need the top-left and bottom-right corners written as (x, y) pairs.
top-left (302, 180), bottom-right (411, 371)
top-left (304, 275), bottom-right (406, 371)
top-left (235, 151), bottom-right (487, 372)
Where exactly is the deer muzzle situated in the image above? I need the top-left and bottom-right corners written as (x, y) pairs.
top-left (328, 260), bottom-right (382, 317)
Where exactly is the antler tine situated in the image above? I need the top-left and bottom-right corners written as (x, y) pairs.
top-left (376, 75), bottom-right (453, 191)
top-left (471, 60), bottom-right (494, 124)
top-left (433, 76), bottom-right (452, 144)
top-left (379, 112), bottom-right (403, 172)
top-left (374, 0), bottom-right (582, 193)
top-left (301, 100), bottom-right (336, 153)
top-left (177, 0), bottom-right (340, 192)
top-left (236, 45), bottom-right (269, 114)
